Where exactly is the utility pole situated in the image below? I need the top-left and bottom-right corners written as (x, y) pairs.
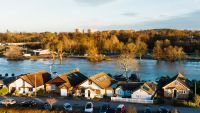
top-left (195, 81), bottom-right (197, 97)
top-left (35, 74), bottom-right (37, 96)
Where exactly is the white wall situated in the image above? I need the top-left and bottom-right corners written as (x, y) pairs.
top-left (80, 80), bottom-right (113, 98)
top-left (131, 89), bottom-right (152, 100)
top-left (60, 88), bottom-right (68, 96)
top-left (9, 78), bottom-right (45, 95)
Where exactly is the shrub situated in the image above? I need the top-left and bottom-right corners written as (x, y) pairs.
top-left (13, 89), bottom-right (20, 96)
top-left (194, 95), bottom-right (200, 106)
top-left (36, 89), bottom-right (45, 96)
top-left (0, 87), bottom-right (9, 95)
top-left (127, 105), bottom-right (137, 113)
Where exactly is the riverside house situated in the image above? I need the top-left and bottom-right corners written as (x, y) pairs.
top-left (79, 72), bottom-right (114, 99)
top-left (8, 71), bottom-right (51, 95)
top-left (162, 73), bottom-right (191, 99)
top-left (46, 68), bottom-right (87, 96)
top-left (115, 82), bottom-right (157, 100)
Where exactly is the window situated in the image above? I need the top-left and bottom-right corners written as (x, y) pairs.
top-left (88, 80), bottom-right (92, 85)
top-left (96, 90), bottom-right (100, 94)
top-left (174, 81), bottom-right (179, 86)
top-left (29, 88), bottom-right (33, 91)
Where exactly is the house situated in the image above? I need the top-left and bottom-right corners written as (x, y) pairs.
top-left (162, 73), bottom-right (191, 99)
top-left (115, 82), bottom-right (157, 100)
top-left (33, 49), bottom-right (50, 55)
top-left (8, 71), bottom-right (51, 95)
top-left (79, 72), bottom-right (113, 99)
top-left (46, 68), bottom-right (87, 96)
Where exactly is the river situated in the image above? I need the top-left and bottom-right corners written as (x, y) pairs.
top-left (0, 58), bottom-right (199, 80)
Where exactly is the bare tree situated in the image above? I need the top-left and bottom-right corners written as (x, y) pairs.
top-left (4, 46), bottom-right (22, 60)
top-left (117, 53), bottom-right (138, 81)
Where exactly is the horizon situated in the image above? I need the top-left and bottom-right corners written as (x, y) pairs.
top-left (0, 0), bottom-right (200, 32)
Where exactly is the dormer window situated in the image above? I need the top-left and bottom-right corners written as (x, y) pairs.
top-left (174, 81), bottom-right (178, 86)
top-left (88, 80), bottom-right (92, 85)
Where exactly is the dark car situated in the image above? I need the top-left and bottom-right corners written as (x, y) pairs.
top-left (99, 104), bottom-right (111, 113)
top-left (158, 106), bottom-right (169, 113)
top-left (144, 106), bottom-right (152, 113)
top-left (20, 100), bottom-right (37, 107)
top-left (115, 104), bottom-right (126, 113)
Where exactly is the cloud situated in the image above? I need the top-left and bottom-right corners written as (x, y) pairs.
top-left (74, 0), bottom-right (117, 6)
top-left (99, 10), bottom-right (200, 30)
top-left (138, 11), bottom-right (200, 30)
top-left (121, 12), bottom-right (137, 17)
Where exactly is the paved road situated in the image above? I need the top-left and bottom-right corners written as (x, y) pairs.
top-left (1, 96), bottom-right (200, 113)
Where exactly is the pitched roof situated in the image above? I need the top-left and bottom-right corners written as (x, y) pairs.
top-left (3, 76), bottom-right (17, 85)
top-left (163, 73), bottom-right (190, 89)
top-left (119, 82), bottom-right (156, 95)
top-left (47, 68), bottom-right (88, 88)
top-left (89, 72), bottom-right (112, 89)
top-left (19, 71), bottom-right (51, 87)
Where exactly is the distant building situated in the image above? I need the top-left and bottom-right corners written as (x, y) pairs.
top-left (33, 49), bottom-right (50, 55)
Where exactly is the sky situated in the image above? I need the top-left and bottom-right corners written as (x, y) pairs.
top-left (0, 0), bottom-right (200, 32)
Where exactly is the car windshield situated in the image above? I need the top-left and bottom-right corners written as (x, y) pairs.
top-left (65, 105), bottom-right (71, 108)
top-left (86, 103), bottom-right (91, 108)
top-left (117, 108), bottom-right (121, 111)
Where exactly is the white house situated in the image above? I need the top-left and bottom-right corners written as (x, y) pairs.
top-left (33, 49), bottom-right (50, 55)
top-left (80, 72), bottom-right (113, 99)
top-left (46, 68), bottom-right (87, 96)
top-left (115, 82), bottom-right (157, 100)
top-left (8, 71), bottom-right (51, 95)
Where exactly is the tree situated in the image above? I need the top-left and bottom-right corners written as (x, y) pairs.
top-left (117, 53), bottom-right (138, 81)
top-left (56, 40), bottom-right (64, 64)
top-left (4, 46), bottom-right (22, 60)
top-left (0, 87), bottom-right (8, 95)
top-left (135, 38), bottom-right (147, 60)
top-left (153, 41), bottom-right (163, 61)
top-left (42, 32), bottom-right (58, 64)
top-left (125, 42), bottom-right (137, 54)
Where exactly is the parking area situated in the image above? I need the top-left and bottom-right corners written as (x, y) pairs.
top-left (0, 96), bottom-right (200, 113)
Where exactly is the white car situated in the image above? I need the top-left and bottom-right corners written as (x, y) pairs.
top-left (0, 98), bottom-right (16, 105)
top-left (63, 103), bottom-right (72, 111)
top-left (84, 102), bottom-right (93, 113)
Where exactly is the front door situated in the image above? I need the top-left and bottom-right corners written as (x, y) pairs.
top-left (88, 90), bottom-right (90, 98)
top-left (173, 90), bottom-right (177, 98)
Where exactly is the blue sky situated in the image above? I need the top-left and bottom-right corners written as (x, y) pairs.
top-left (0, 0), bottom-right (200, 32)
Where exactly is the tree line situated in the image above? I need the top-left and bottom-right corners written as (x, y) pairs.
top-left (0, 29), bottom-right (200, 62)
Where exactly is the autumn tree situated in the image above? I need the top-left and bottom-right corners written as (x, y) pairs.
top-left (135, 38), bottom-right (147, 60)
top-left (5, 46), bottom-right (22, 60)
top-left (153, 40), bottom-right (163, 61)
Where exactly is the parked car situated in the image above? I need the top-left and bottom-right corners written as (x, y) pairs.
top-left (43, 103), bottom-right (52, 110)
top-left (169, 109), bottom-right (180, 113)
top-left (20, 100), bottom-right (37, 107)
top-left (158, 106), bottom-right (169, 113)
top-left (144, 106), bottom-right (152, 113)
top-left (0, 98), bottom-right (16, 105)
top-left (63, 103), bottom-right (72, 111)
top-left (115, 104), bottom-right (126, 113)
top-left (99, 104), bottom-right (111, 113)
top-left (84, 102), bottom-right (94, 113)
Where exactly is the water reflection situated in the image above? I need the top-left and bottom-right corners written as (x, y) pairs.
top-left (0, 58), bottom-right (199, 80)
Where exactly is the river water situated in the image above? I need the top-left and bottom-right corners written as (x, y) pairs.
top-left (0, 58), bottom-right (199, 80)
